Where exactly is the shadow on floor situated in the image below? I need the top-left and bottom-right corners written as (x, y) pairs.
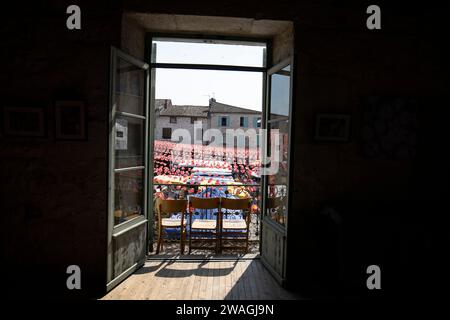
top-left (222, 260), bottom-right (300, 300)
top-left (122, 259), bottom-right (300, 300)
top-left (150, 260), bottom-right (239, 278)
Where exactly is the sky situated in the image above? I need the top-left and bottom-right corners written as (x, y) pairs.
top-left (153, 40), bottom-right (265, 111)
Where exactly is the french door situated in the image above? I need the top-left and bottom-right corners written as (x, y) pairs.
top-left (260, 57), bottom-right (293, 285)
top-left (105, 45), bottom-right (293, 290)
top-left (107, 47), bottom-right (150, 291)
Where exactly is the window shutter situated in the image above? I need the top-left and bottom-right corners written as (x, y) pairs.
top-left (227, 116), bottom-right (231, 127)
top-left (218, 116), bottom-right (221, 127)
top-left (244, 117), bottom-right (248, 128)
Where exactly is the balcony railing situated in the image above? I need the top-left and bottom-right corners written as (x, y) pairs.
top-left (152, 183), bottom-right (262, 241)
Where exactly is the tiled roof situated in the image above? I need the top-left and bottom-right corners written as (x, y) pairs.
top-left (159, 105), bottom-right (209, 118)
top-left (155, 99), bottom-right (261, 117)
top-left (209, 100), bottom-right (260, 114)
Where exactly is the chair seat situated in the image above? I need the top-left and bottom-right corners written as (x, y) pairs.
top-left (192, 219), bottom-right (217, 229)
top-left (222, 219), bottom-right (247, 230)
top-left (161, 218), bottom-right (186, 227)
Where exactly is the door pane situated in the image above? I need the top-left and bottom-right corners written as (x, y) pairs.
top-left (115, 58), bottom-right (145, 115)
top-left (152, 38), bottom-right (266, 67)
top-left (270, 120), bottom-right (289, 177)
top-left (265, 64), bottom-right (291, 226)
top-left (154, 68), bottom-right (263, 110)
top-left (115, 116), bottom-right (145, 168)
top-left (114, 169), bottom-right (144, 226)
top-left (265, 121), bottom-right (289, 226)
top-left (269, 65), bottom-right (291, 120)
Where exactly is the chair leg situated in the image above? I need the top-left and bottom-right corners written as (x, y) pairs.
top-left (216, 229), bottom-right (219, 254)
top-left (155, 224), bottom-right (161, 254)
top-left (215, 236), bottom-right (219, 254)
top-left (219, 231), bottom-right (224, 254)
top-left (156, 235), bottom-right (161, 254)
top-left (245, 232), bottom-right (249, 253)
top-left (180, 228), bottom-right (185, 255)
top-left (188, 231), bottom-right (192, 254)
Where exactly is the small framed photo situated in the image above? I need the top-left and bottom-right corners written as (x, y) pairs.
top-left (3, 106), bottom-right (46, 138)
top-left (314, 113), bottom-right (351, 142)
top-left (55, 101), bottom-right (86, 140)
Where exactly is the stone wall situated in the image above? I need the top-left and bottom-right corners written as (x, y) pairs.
top-left (154, 116), bottom-right (208, 142)
top-left (121, 12), bottom-right (146, 60)
top-left (288, 13), bottom-right (448, 296)
top-left (1, 0), bottom-right (122, 298)
top-left (155, 113), bottom-right (261, 146)
top-left (272, 25), bottom-right (294, 65)
top-left (211, 113), bottom-right (261, 132)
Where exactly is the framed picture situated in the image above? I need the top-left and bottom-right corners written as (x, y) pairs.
top-left (55, 101), bottom-right (86, 140)
top-left (314, 113), bottom-right (351, 142)
top-left (2, 106), bottom-right (46, 137)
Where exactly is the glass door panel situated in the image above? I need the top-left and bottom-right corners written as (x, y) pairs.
top-left (107, 47), bottom-right (149, 291)
top-left (261, 58), bottom-right (293, 285)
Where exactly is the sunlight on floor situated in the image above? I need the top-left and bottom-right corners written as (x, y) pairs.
top-left (101, 259), bottom-right (298, 300)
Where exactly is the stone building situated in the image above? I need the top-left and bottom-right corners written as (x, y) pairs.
top-left (154, 99), bottom-right (209, 143)
top-left (155, 98), bottom-right (261, 146)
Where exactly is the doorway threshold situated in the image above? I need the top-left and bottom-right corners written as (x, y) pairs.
top-left (146, 253), bottom-right (260, 262)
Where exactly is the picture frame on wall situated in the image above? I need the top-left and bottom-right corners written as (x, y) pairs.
top-left (55, 101), bottom-right (87, 140)
top-left (2, 106), bottom-right (46, 138)
top-left (314, 113), bottom-right (351, 142)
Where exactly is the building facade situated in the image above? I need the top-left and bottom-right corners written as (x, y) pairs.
top-left (155, 98), bottom-right (262, 146)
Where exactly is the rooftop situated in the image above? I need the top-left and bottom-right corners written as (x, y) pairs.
top-left (209, 99), bottom-right (260, 114)
top-left (155, 98), bottom-right (261, 117)
top-left (157, 103), bottom-right (209, 118)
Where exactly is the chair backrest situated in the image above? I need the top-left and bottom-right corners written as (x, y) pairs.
top-left (220, 197), bottom-right (251, 211)
top-left (158, 199), bottom-right (188, 220)
top-left (220, 197), bottom-right (252, 226)
top-left (265, 197), bottom-right (283, 209)
top-left (189, 197), bottom-right (221, 210)
top-left (114, 210), bottom-right (123, 218)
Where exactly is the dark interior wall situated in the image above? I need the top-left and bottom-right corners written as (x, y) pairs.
top-left (289, 6), bottom-right (448, 298)
top-left (123, 0), bottom-right (449, 297)
top-left (1, 0), bottom-right (448, 299)
top-left (290, 22), bottom-right (449, 296)
top-left (1, 1), bottom-right (122, 298)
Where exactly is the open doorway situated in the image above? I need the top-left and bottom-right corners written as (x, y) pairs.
top-left (106, 13), bottom-right (294, 296)
top-left (148, 37), bottom-right (266, 258)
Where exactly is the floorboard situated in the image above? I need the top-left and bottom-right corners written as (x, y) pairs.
top-left (101, 259), bottom-right (299, 300)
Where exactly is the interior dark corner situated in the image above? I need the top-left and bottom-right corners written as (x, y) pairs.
top-left (1, 0), bottom-right (448, 301)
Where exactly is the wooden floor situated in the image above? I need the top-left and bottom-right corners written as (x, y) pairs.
top-left (101, 259), bottom-right (299, 300)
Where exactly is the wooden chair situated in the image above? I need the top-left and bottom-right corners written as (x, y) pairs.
top-left (265, 197), bottom-right (284, 224)
top-left (156, 199), bottom-right (188, 254)
top-left (114, 210), bottom-right (123, 225)
top-left (188, 197), bottom-right (221, 254)
top-left (219, 197), bottom-right (252, 253)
